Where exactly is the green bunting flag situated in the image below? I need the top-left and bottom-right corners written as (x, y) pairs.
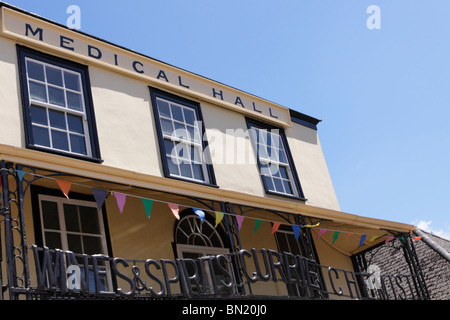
top-left (254, 219), bottom-right (262, 233)
top-left (332, 231), bottom-right (340, 244)
top-left (142, 198), bottom-right (153, 219)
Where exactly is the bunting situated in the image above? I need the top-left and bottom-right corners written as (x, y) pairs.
top-left (271, 222), bottom-right (281, 235)
top-left (332, 231), bottom-right (340, 244)
top-left (114, 192), bottom-right (127, 214)
top-left (194, 208), bottom-right (205, 223)
top-left (92, 188), bottom-right (107, 209)
top-left (168, 203), bottom-right (180, 220)
top-left (214, 211), bottom-right (224, 228)
top-left (254, 219), bottom-right (262, 233)
top-left (292, 225), bottom-right (301, 240)
top-left (142, 199), bottom-right (153, 219)
top-left (359, 234), bottom-right (367, 247)
top-left (5, 170), bottom-right (404, 251)
top-left (236, 216), bottom-right (245, 231)
top-left (56, 179), bottom-right (72, 200)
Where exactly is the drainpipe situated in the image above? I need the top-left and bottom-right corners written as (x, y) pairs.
top-left (413, 228), bottom-right (450, 263)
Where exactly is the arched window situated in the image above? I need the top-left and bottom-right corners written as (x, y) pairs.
top-left (174, 209), bottom-right (232, 295)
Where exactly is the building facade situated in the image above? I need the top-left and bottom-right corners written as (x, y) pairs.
top-left (0, 3), bottom-right (430, 300)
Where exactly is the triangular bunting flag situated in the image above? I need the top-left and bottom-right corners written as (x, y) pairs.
top-left (236, 215), bottom-right (245, 231)
top-left (17, 170), bottom-right (26, 182)
top-left (359, 234), bottom-right (367, 247)
top-left (332, 231), bottom-right (341, 244)
top-left (114, 192), bottom-right (127, 214)
top-left (254, 219), bottom-right (262, 233)
top-left (385, 236), bottom-right (394, 244)
top-left (194, 208), bottom-right (205, 223)
top-left (346, 232), bottom-right (354, 239)
top-left (56, 179), bottom-right (72, 200)
top-left (316, 229), bottom-right (327, 240)
top-left (142, 199), bottom-right (153, 219)
top-left (369, 235), bottom-right (379, 242)
top-left (292, 225), bottom-right (301, 240)
top-left (168, 203), bottom-right (180, 220)
top-left (214, 212), bottom-right (224, 228)
top-left (92, 188), bottom-right (107, 209)
top-left (271, 222), bottom-right (281, 235)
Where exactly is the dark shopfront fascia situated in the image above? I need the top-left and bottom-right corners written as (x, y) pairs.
top-left (0, 161), bottom-right (429, 300)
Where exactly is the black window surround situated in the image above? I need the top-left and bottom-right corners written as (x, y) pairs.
top-left (17, 45), bottom-right (102, 163)
top-left (149, 87), bottom-right (217, 187)
top-left (246, 117), bottom-right (306, 201)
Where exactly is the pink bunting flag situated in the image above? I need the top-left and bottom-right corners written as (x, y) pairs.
top-left (168, 203), bottom-right (180, 220)
top-left (236, 216), bottom-right (245, 231)
top-left (56, 179), bottom-right (72, 200)
top-left (385, 236), bottom-right (394, 244)
top-left (114, 192), bottom-right (127, 214)
top-left (316, 229), bottom-right (327, 239)
top-left (271, 222), bottom-right (281, 235)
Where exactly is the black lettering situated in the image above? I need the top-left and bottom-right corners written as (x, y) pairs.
top-left (88, 45), bottom-right (102, 59)
top-left (267, 249), bottom-right (286, 282)
top-left (25, 24), bottom-right (43, 41)
top-left (32, 245), bottom-right (63, 290)
top-left (282, 252), bottom-right (302, 285)
top-left (252, 102), bottom-right (262, 113)
top-left (394, 275), bottom-right (407, 300)
top-left (252, 248), bottom-right (271, 281)
top-left (178, 76), bottom-right (190, 89)
top-left (60, 35), bottom-right (75, 51)
top-left (344, 270), bottom-right (360, 299)
top-left (215, 255), bottom-right (234, 288)
top-left (178, 258), bottom-right (203, 296)
top-left (238, 249), bottom-right (258, 283)
top-left (133, 61), bottom-right (144, 74)
top-left (234, 96), bottom-right (245, 108)
top-left (212, 88), bottom-right (224, 100)
top-left (160, 259), bottom-right (180, 296)
top-left (157, 70), bottom-right (169, 82)
top-left (112, 258), bottom-right (135, 297)
top-left (302, 257), bottom-right (321, 289)
top-left (144, 259), bottom-right (165, 297)
top-left (328, 267), bottom-right (343, 296)
top-left (114, 54), bottom-right (119, 66)
top-left (269, 108), bottom-right (278, 119)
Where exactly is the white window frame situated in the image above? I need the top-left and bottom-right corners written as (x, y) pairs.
top-left (25, 57), bottom-right (92, 157)
top-left (37, 194), bottom-right (112, 291)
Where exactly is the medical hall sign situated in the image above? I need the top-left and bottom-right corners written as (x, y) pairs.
top-left (1, 7), bottom-right (291, 127)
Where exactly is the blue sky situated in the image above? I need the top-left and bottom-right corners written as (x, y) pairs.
top-left (3, 0), bottom-right (450, 239)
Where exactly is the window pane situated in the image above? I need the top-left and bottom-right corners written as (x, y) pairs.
top-left (45, 231), bottom-right (62, 250)
top-left (67, 234), bottom-right (83, 254)
top-left (164, 139), bottom-right (175, 156)
top-left (160, 118), bottom-right (174, 136)
top-left (64, 72), bottom-right (80, 91)
top-left (67, 114), bottom-right (84, 134)
top-left (171, 104), bottom-right (184, 122)
top-left (64, 204), bottom-right (80, 232)
top-left (79, 206), bottom-right (100, 234)
top-left (27, 61), bottom-right (45, 81)
top-left (262, 175), bottom-right (274, 191)
top-left (179, 162), bottom-right (192, 178)
top-left (67, 92), bottom-right (83, 111)
top-left (48, 87), bottom-right (65, 107)
top-left (70, 134), bottom-right (87, 155)
top-left (30, 106), bottom-right (48, 125)
top-left (279, 166), bottom-right (288, 179)
top-left (283, 180), bottom-right (293, 195)
top-left (49, 110), bottom-right (66, 130)
top-left (29, 81), bottom-right (47, 102)
top-left (273, 178), bottom-right (284, 193)
top-left (41, 200), bottom-right (60, 230)
top-left (32, 125), bottom-right (50, 147)
top-left (192, 163), bottom-right (204, 181)
top-left (183, 108), bottom-right (195, 125)
top-left (51, 129), bottom-right (69, 151)
top-left (157, 99), bottom-right (171, 118)
top-left (83, 236), bottom-right (103, 255)
top-left (46, 66), bottom-right (63, 87)
top-left (166, 156), bottom-right (180, 176)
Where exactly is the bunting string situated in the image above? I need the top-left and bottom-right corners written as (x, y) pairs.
top-left (9, 169), bottom-right (401, 247)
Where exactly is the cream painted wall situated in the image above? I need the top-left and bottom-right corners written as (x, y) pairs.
top-left (0, 35), bottom-right (340, 211)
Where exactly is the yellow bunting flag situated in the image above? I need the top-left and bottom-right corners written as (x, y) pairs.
top-left (214, 211), bottom-right (224, 228)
